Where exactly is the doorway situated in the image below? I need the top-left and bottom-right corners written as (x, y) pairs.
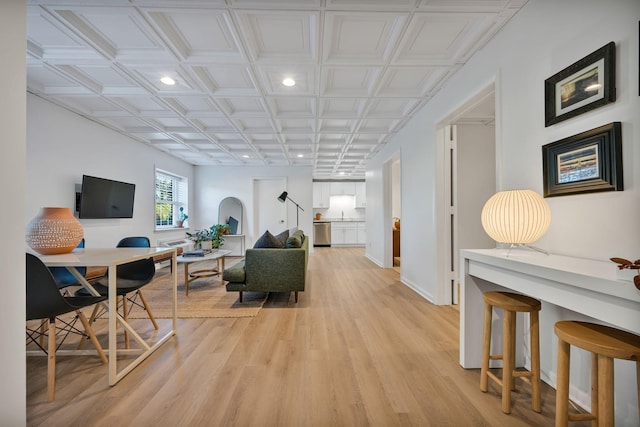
top-left (253, 177), bottom-right (287, 238)
top-left (384, 152), bottom-right (401, 270)
top-left (437, 84), bottom-right (497, 304)
top-left (391, 158), bottom-right (401, 271)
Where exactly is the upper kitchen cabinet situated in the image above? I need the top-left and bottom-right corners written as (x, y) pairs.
top-left (355, 182), bottom-right (366, 208)
top-left (330, 182), bottom-right (356, 195)
top-left (312, 182), bottom-right (331, 208)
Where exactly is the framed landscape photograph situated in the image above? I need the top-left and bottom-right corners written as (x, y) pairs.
top-left (542, 122), bottom-right (623, 197)
top-left (544, 42), bottom-right (616, 127)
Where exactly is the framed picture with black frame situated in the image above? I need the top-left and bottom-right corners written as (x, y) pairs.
top-left (542, 122), bottom-right (623, 197)
top-left (544, 42), bottom-right (616, 127)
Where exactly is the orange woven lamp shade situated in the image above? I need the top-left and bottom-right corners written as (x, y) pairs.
top-left (481, 190), bottom-right (551, 244)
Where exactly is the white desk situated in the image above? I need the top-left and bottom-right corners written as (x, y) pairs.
top-left (460, 248), bottom-right (640, 369)
top-left (37, 247), bottom-right (177, 385)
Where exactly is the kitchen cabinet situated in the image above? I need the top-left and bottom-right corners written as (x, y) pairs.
top-left (331, 222), bottom-right (346, 245)
top-left (355, 182), bottom-right (366, 208)
top-left (332, 221), bottom-right (364, 246)
top-left (312, 182), bottom-right (330, 208)
top-left (330, 182), bottom-right (356, 195)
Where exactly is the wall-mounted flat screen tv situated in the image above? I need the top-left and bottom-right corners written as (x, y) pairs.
top-left (79, 175), bottom-right (136, 219)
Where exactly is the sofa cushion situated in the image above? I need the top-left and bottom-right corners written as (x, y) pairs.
top-left (286, 230), bottom-right (305, 248)
top-left (253, 230), bottom-right (284, 248)
top-left (275, 229), bottom-right (289, 246)
top-left (222, 260), bottom-right (246, 282)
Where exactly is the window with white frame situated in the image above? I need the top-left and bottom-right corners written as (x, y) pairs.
top-left (155, 169), bottom-right (188, 229)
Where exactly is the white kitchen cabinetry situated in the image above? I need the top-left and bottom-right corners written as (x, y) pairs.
top-left (330, 182), bottom-right (356, 195)
top-left (331, 223), bottom-right (345, 245)
top-left (356, 222), bottom-right (366, 245)
top-left (312, 182), bottom-right (330, 208)
top-left (332, 221), bottom-right (364, 246)
top-left (355, 182), bottom-right (366, 208)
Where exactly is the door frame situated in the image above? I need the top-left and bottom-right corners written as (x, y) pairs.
top-left (435, 80), bottom-right (500, 305)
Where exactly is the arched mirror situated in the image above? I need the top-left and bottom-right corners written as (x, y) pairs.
top-left (218, 197), bottom-right (243, 234)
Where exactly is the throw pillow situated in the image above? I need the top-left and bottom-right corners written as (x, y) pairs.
top-left (286, 230), bottom-right (304, 248)
top-left (275, 229), bottom-right (289, 246)
top-left (253, 230), bottom-right (284, 248)
top-left (286, 235), bottom-right (302, 248)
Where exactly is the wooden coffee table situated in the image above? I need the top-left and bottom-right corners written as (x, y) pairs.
top-left (176, 249), bottom-right (232, 295)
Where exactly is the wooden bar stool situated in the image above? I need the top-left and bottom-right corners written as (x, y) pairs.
top-left (480, 291), bottom-right (542, 414)
top-left (554, 321), bottom-right (640, 427)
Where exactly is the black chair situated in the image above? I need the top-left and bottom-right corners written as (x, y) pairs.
top-left (26, 253), bottom-right (107, 401)
top-left (76, 236), bottom-right (158, 348)
top-left (49, 238), bottom-right (86, 292)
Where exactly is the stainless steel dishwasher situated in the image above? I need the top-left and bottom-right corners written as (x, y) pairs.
top-left (313, 221), bottom-right (331, 247)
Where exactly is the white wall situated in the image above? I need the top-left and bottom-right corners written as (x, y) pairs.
top-left (322, 195), bottom-right (364, 220)
top-left (367, 0), bottom-right (640, 423)
top-left (26, 95), bottom-right (194, 248)
top-left (367, 109), bottom-right (439, 298)
top-left (364, 165), bottom-right (385, 266)
top-left (370, 0), bottom-right (640, 300)
top-left (2, 1), bottom-right (26, 424)
top-left (194, 166), bottom-right (313, 248)
top-left (457, 124), bottom-right (496, 252)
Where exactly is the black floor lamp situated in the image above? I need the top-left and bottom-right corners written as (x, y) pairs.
top-left (277, 191), bottom-right (304, 227)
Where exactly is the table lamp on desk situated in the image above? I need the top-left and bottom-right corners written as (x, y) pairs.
top-left (481, 189), bottom-right (551, 256)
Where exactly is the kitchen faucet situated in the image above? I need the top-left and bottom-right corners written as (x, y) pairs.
top-left (341, 211), bottom-right (344, 220)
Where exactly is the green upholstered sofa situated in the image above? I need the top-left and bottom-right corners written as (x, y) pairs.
top-left (223, 230), bottom-right (308, 303)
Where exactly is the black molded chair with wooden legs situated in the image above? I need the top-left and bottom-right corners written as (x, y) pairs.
top-left (480, 291), bottom-right (542, 414)
top-left (49, 238), bottom-right (86, 292)
top-left (554, 321), bottom-right (640, 427)
top-left (76, 236), bottom-right (158, 348)
top-left (26, 253), bottom-right (108, 401)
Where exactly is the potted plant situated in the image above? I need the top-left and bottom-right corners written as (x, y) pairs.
top-left (393, 217), bottom-right (400, 230)
top-left (186, 228), bottom-right (211, 249)
top-left (610, 257), bottom-right (640, 289)
top-left (186, 224), bottom-right (230, 250)
top-left (176, 207), bottom-right (188, 228)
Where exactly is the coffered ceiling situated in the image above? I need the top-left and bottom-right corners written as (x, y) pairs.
top-left (26, 0), bottom-right (524, 178)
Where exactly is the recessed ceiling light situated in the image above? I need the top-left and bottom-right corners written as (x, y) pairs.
top-left (160, 76), bottom-right (176, 85)
top-left (242, 155), bottom-right (250, 158)
top-left (282, 77), bottom-right (296, 87)
top-left (297, 154), bottom-right (303, 158)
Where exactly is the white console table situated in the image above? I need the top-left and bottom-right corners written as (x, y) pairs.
top-left (460, 248), bottom-right (640, 426)
top-left (460, 248), bottom-right (640, 369)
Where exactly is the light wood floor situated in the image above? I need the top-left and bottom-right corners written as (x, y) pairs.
top-left (27, 247), bottom-right (588, 426)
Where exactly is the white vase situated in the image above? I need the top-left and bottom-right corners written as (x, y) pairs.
top-left (201, 241), bottom-right (212, 250)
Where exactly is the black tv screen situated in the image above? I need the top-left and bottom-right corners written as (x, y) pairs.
top-left (79, 175), bottom-right (135, 219)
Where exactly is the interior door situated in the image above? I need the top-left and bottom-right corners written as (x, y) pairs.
top-left (254, 178), bottom-right (287, 237)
